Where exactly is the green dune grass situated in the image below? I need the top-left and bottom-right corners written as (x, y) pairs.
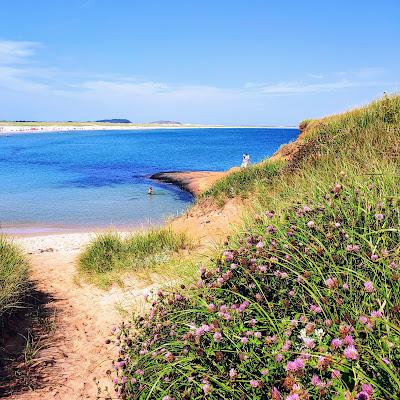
top-left (0, 236), bottom-right (29, 318)
top-left (78, 228), bottom-right (192, 288)
top-left (202, 159), bottom-right (284, 203)
top-left (203, 94), bottom-right (400, 205)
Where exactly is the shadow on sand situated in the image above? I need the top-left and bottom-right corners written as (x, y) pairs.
top-left (0, 284), bottom-right (56, 397)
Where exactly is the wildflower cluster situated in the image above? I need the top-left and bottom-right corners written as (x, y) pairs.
top-left (109, 180), bottom-right (400, 399)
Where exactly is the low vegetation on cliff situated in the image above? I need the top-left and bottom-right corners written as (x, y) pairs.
top-left (203, 94), bottom-right (400, 207)
top-left (202, 159), bottom-right (283, 202)
top-left (106, 95), bottom-right (400, 399)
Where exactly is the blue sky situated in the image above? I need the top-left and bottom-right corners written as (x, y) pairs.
top-left (0, 0), bottom-right (399, 124)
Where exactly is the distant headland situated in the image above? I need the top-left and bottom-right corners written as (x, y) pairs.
top-left (95, 119), bottom-right (183, 125)
top-left (95, 118), bottom-right (132, 123)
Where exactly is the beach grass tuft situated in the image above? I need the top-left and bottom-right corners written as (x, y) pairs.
top-left (0, 236), bottom-right (29, 318)
top-left (78, 228), bottom-right (192, 287)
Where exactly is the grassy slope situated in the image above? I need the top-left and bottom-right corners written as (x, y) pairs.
top-left (204, 94), bottom-right (400, 205)
top-left (107, 95), bottom-right (400, 399)
top-left (202, 159), bottom-right (284, 203)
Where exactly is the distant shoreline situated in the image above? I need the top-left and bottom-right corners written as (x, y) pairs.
top-left (0, 124), bottom-right (297, 136)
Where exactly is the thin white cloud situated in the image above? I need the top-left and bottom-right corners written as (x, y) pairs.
top-left (74, 80), bottom-right (169, 93)
top-left (0, 66), bottom-right (48, 92)
top-left (249, 79), bottom-right (379, 95)
top-left (0, 40), bottom-right (53, 93)
top-left (61, 78), bottom-right (230, 103)
top-left (307, 73), bottom-right (324, 79)
top-left (80, 0), bottom-right (97, 8)
top-left (70, 74), bottom-right (386, 99)
top-left (243, 69), bottom-right (390, 95)
top-left (0, 40), bottom-right (41, 64)
top-left (356, 67), bottom-right (386, 79)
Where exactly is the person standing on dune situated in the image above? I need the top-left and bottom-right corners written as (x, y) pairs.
top-left (241, 154), bottom-right (250, 168)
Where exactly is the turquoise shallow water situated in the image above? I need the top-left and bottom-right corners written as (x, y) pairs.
top-left (0, 128), bottom-right (298, 232)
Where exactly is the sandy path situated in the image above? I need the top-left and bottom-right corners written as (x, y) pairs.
top-left (8, 233), bottom-right (156, 400)
top-left (5, 175), bottom-right (244, 398)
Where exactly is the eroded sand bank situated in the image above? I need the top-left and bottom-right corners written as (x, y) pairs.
top-left (151, 167), bottom-right (240, 196)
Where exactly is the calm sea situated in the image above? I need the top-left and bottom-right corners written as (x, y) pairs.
top-left (0, 128), bottom-right (298, 233)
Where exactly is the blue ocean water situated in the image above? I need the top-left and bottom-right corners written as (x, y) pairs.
top-left (0, 128), bottom-right (298, 231)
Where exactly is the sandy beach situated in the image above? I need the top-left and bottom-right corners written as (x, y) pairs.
top-left (15, 231), bottom-right (102, 253)
top-left (0, 124), bottom-right (199, 135)
top-left (0, 124), bottom-right (292, 136)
